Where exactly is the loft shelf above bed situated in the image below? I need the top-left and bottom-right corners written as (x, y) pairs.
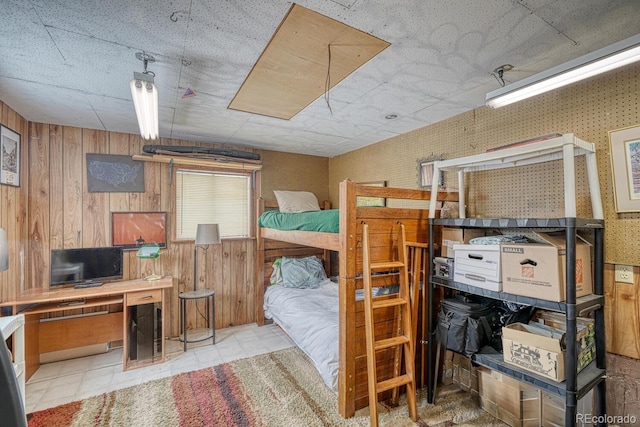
top-left (427, 133), bottom-right (603, 220)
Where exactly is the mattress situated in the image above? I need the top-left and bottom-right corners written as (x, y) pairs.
top-left (263, 279), bottom-right (339, 390)
top-left (258, 209), bottom-right (339, 233)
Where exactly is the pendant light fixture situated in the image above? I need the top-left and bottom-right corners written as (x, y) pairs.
top-left (130, 52), bottom-right (159, 140)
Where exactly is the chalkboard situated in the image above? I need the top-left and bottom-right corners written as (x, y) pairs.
top-left (86, 154), bottom-right (145, 192)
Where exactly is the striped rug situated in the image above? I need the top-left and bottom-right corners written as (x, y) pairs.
top-left (28, 347), bottom-right (504, 426)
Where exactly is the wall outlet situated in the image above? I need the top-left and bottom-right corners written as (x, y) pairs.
top-left (615, 264), bottom-right (635, 284)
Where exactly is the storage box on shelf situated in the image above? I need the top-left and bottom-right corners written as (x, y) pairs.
top-left (501, 232), bottom-right (593, 302)
top-left (501, 312), bottom-right (595, 382)
top-left (453, 244), bottom-right (502, 291)
top-left (441, 227), bottom-right (485, 258)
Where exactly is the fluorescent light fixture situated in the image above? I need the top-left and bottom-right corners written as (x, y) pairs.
top-left (130, 53), bottom-right (159, 140)
top-left (486, 34), bottom-right (640, 108)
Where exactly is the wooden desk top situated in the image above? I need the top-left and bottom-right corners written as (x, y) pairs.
top-left (1, 277), bottom-right (173, 307)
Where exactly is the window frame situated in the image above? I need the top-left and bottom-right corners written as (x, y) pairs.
top-left (172, 166), bottom-right (256, 242)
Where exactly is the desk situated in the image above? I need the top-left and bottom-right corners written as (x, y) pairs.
top-left (0, 277), bottom-right (173, 380)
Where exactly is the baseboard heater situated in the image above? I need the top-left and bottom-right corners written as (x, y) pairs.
top-left (39, 310), bottom-right (114, 364)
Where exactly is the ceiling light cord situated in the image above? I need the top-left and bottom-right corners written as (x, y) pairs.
top-left (325, 44), bottom-right (333, 114)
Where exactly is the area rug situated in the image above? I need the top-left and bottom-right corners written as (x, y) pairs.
top-left (28, 347), bottom-right (504, 426)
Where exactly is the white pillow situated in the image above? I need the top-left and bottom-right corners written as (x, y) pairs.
top-left (274, 190), bottom-right (321, 213)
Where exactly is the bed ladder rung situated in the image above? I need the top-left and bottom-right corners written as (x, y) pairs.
top-left (372, 297), bottom-right (407, 309)
top-left (362, 223), bottom-right (418, 427)
top-left (376, 374), bottom-right (413, 394)
top-left (370, 261), bottom-right (404, 270)
top-left (374, 335), bottom-right (410, 351)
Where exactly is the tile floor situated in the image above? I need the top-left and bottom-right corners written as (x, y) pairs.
top-left (25, 323), bottom-right (295, 414)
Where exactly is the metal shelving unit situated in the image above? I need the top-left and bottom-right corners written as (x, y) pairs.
top-left (427, 217), bottom-right (607, 427)
top-left (425, 136), bottom-right (606, 427)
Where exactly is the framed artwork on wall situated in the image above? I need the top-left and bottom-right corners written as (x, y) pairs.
top-left (0, 125), bottom-right (20, 187)
top-left (112, 211), bottom-right (167, 250)
top-left (609, 124), bottom-right (640, 212)
top-left (356, 181), bottom-right (386, 207)
top-left (417, 157), bottom-right (443, 189)
top-left (86, 153), bottom-right (145, 192)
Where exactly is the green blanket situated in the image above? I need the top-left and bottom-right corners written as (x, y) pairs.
top-left (258, 209), bottom-right (339, 233)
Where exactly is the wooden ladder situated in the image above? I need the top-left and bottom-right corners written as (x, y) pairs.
top-left (362, 223), bottom-right (418, 427)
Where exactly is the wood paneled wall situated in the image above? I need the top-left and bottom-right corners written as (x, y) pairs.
top-left (0, 117), bottom-right (258, 337)
top-left (0, 101), bottom-right (28, 302)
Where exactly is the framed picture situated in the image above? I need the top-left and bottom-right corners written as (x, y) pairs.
top-left (86, 153), bottom-right (145, 192)
top-left (417, 159), bottom-right (443, 189)
top-left (609, 124), bottom-right (640, 212)
top-left (0, 125), bottom-right (20, 187)
top-left (356, 181), bottom-right (386, 207)
top-left (112, 212), bottom-right (167, 250)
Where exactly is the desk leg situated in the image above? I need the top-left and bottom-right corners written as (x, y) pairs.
top-left (24, 314), bottom-right (40, 381)
top-left (182, 298), bottom-right (187, 352)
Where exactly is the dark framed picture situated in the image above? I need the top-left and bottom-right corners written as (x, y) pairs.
top-left (112, 212), bottom-right (167, 250)
top-left (86, 153), bottom-right (145, 192)
top-left (1, 125), bottom-right (20, 187)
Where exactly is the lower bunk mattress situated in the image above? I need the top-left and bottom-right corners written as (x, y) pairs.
top-left (264, 279), bottom-right (339, 390)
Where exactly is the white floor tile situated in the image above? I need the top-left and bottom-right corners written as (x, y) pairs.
top-left (26, 323), bottom-right (295, 412)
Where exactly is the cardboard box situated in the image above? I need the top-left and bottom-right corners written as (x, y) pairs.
top-left (534, 311), bottom-right (596, 372)
top-left (502, 323), bottom-right (567, 382)
top-left (441, 228), bottom-right (485, 258)
top-left (501, 232), bottom-right (593, 302)
top-left (442, 350), bottom-right (478, 395)
top-left (542, 390), bottom-right (594, 427)
top-left (453, 244), bottom-right (502, 291)
top-left (479, 366), bottom-right (596, 427)
top-left (478, 367), bottom-right (541, 427)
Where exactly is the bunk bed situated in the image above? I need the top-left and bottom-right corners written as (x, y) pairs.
top-left (256, 179), bottom-right (457, 418)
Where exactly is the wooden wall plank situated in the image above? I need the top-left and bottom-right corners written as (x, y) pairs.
top-left (62, 127), bottom-right (83, 248)
top-left (28, 123), bottom-right (50, 289)
top-left (49, 125), bottom-right (64, 251)
top-left (82, 129), bottom-right (109, 247)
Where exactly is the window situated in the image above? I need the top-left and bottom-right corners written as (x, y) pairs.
top-left (175, 170), bottom-right (251, 239)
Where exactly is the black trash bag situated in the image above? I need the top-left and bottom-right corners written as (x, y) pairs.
top-left (488, 301), bottom-right (536, 352)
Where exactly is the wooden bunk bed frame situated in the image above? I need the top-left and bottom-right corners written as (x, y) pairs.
top-left (256, 179), bottom-right (457, 418)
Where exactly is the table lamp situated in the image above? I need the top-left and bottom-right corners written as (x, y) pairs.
top-left (0, 228), bottom-right (8, 272)
top-left (136, 243), bottom-right (161, 281)
top-left (194, 224), bottom-right (220, 291)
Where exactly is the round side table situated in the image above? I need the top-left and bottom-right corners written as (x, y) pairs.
top-left (178, 289), bottom-right (215, 352)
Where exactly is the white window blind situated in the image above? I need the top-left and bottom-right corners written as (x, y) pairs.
top-left (176, 170), bottom-right (250, 239)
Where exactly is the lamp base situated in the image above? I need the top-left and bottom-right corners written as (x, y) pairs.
top-left (144, 274), bottom-right (162, 281)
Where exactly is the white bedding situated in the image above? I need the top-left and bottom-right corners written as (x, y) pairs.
top-left (264, 279), bottom-right (339, 390)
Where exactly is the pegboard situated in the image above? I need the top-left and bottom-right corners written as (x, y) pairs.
top-left (328, 62), bottom-right (640, 264)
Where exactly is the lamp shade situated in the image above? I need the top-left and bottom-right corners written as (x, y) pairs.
top-left (130, 76), bottom-right (159, 140)
top-left (0, 228), bottom-right (7, 272)
top-left (196, 224), bottom-right (221, 245)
